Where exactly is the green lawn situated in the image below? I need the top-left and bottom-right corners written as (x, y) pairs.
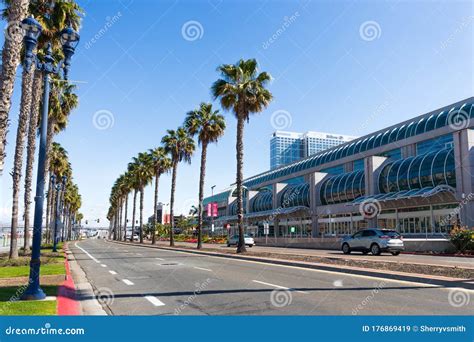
top-left (0, 263), bottom-right (65, 278)
top-left (0, 285), bottom-right (58, 315)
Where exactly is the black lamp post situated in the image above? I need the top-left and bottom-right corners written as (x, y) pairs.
top-left (21, 17), bottom-right (80, 300)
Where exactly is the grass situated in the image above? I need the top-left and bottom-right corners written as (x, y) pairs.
top-left (0, 263), bottom-right (65, 278)
top-left (0, 285), bottom-right (58, 315)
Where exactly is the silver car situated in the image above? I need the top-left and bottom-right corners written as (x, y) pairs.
top-left (341, 229), bottom-right (404, 256)
top-left (227, 234), bottom-right (255, 247)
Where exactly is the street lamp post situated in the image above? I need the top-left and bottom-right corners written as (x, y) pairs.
top-left (210, 185), bottom-right (216, 236)
top-left (21, 17), bottom-right (80, 300)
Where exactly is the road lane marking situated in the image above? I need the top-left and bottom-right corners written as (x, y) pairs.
top-left (155, 258), bottom-right (164, 260)
top-left (75, 243), bottom-right (100, 263)
top-left (109, 242), bottom-right (468, 291)
top-left (145, 296), bottom-right (165, 306)
top-left (109, 270), bottom-right (117, 275)
top-left (100, 264), bottom-right (107, 268)
top-left (136, 253), bottom-right (143, 256)
top-left (122, 279), bottom-right (134, 285)
top-left (193, 267), bottom-right (212, 272)
top-left (253, 280), bottom-right (308, 294)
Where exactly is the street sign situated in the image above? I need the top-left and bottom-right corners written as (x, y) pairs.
top-left (211, 223), bottom-right (215, 232)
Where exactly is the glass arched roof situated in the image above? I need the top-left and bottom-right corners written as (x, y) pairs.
top-left (242, 100), bottom-right (473, 189)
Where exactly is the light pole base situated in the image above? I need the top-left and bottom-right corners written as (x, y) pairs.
top-left (20, 286), bottom-right (46, 301)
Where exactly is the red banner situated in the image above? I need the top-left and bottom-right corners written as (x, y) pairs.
top-left (212, 202), bottom-right (218, 217)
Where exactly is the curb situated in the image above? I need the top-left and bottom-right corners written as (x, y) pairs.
top-left (108, 240), bottom-right (474, 290)
top-left (57, 242), bottom-right (80, 315)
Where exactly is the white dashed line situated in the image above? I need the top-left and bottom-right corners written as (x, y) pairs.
top-left (100, 264), bottom-right (107, 268)
top-left (75, 243), bottom-right (100, 263)
top-left (144, 296), bottom-right (165, 306)
top-left (109, 270), bottom-right (117, 275)
top-left (193, 267), bottom-right (212, 272)
top-left (122, 279), bottom-right (134, 286)
top-left (155, 258), bottom-right (164, 260)
top-left (252, 280), bottom-right (308, 294)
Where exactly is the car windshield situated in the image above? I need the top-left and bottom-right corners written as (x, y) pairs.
top-left (379, 230), bottom-right (400, 237)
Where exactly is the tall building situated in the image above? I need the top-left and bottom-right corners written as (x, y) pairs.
top-left (270, 131), bottom-right (357, 169)
top-left (204, 98), bottom-right (474, 240)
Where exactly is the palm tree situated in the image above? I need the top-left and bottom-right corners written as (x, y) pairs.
top-left (211, 59), bottom-right (273, 253)
top-left (128, 152), bottom-right (154, 243)
top-left (127, 161), bottom-right (139, 242)
top-left (162, 128), bottom-right (195, 246)
top-left (184, 103), bottom-right (225, 249)
top-left (149, 147), bottom-right (171, 244)
top-left (0, 0), bottom-right (29, 174)
top-left (23, 0), bottom-right (82, 248)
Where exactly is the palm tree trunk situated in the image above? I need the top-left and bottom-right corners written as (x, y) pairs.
top-left (152, 171), bottom-right (160, 245)
top-left (123, 194), bottom-right (128, 241)
top-left (236, 115), bottom-right (247, 253)
top-left (130, 189), bottom-right (137, 241)
top-left (45, 178), bottom-right (53, 243)
top-left (0, 0), bottom-right (29, 174)
top-left (23, 70), bottom-right (43, 252)
top-left (8, 67), bottom-right (34, 259)
top-left (169, 161), bottom-right (178, 247)
top-left (139, 188), bottom-right (144, 244)
top-left (197, 142), bottom-right (208, 250)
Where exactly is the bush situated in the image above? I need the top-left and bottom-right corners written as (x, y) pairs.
top-left (450, 227), bottom-right (474, 252)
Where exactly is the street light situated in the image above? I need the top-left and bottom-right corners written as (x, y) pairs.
top-left (51, 175), bottom-right (63, 252)
top-left (21, 17), bottom-right (80, 300)
top-left (211, 185), bottom-right (216, 235)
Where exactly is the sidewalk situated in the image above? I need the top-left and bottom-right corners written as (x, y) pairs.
top-left (110, 241), bottom-right (474, 289)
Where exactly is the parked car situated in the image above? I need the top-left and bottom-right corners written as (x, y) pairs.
top-left (132, 233), bottom-right (140, 241)
top-left (341, 229), bottom-right (404, 256)
top-left (227, 234), bottom-right (255, 247)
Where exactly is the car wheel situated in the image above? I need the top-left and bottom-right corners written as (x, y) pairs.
top-left (227, 243), bottom-right (231, 247)
top-left (370, 243), bottom-right (381, 256)
top-left (247, 244), bottom-right (253, 248)
top-left (342, 243), bottom-right (351, 254)
top-left (391, 251), bottom-right (400, 256)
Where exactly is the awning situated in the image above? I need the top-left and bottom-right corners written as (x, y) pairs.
top-left (215, 206), bottom-right (310, 223)
top-left (348, 185), bottom-right (456, 206)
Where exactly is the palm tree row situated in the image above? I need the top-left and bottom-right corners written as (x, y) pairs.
top-left (1, 0), bottom-right (83, 259)
top-left (107, 58), bottom-right (272, 253)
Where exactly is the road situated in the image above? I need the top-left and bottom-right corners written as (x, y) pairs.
top-left (70, 239), bottom-right (472, 315)
top-left (154, 241), bottom-right (474, 268)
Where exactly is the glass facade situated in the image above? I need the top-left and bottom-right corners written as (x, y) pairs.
top-left (320, 170), bottom-right (365, 205)
top-left (247, 101), bottom-right (473, 188)
top-left (378, 148), bottom-right (456, 193)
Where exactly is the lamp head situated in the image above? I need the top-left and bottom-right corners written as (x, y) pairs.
top-left (21, 16), bottom-right (42, 70)
top-left (59, 26), bottom-right (80, 79)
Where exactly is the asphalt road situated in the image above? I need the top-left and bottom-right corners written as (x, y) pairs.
top-left (70, 239), bottom-right (472, 315)
top-left (155, 241), bottom-right (474, 268)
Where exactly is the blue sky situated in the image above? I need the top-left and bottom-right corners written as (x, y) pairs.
top-left (0, 0), bottom-right (472, 227)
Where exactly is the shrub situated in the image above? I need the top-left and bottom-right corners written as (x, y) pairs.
top-left (450, 227), bottom-right (474, 252)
